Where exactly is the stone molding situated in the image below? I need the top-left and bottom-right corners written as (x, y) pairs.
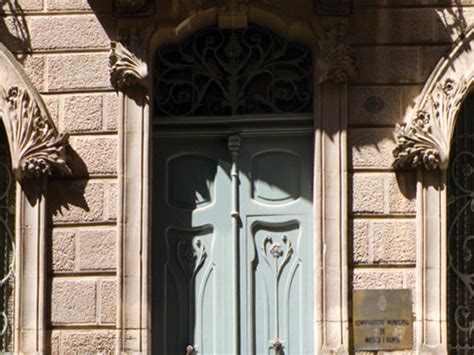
top-left (217, 0), bottom-right (249, 28)
top-left (0, 86), bottom-right (71, 181)
top-left (316, 23), bottom-right (357, 84)
top-left (109, 41), bottom-right (148, 92)
top-left (393, 27), bottom-right (474, 353)
top-left (0, 42), bottom-right (58, 353)
top-left (120, 7), bottom-right (350, 353)
top-left (393, 27), bottom-right (474, 171)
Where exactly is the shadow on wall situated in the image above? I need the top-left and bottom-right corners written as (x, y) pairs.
top-left (0, 0), bottom-right (30, 61)
top-left (347, 0), bottom-right (469, 199)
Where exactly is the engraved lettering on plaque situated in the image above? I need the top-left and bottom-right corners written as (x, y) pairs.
top-left (353, 289), bottom-right (413, 351)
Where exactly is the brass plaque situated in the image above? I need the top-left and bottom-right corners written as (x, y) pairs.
top-left (353, 289), bottom-right (413, 351)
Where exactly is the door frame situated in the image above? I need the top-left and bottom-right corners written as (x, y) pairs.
top-left (112, 10), bottom-right (351, 353)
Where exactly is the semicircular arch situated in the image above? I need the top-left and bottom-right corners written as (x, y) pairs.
top-left (0, 43), bottom-right (70, 181)
top-left (393, 27), bottom-right (474, 170)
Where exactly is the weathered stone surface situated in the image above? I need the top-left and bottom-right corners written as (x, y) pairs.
top-left (100, 279), bottom-right (116, 324)
top-left (51, 279), bottom-right (97, 324)
top-left (42, 95), bottom-right (60, 128)
top-left (350, 173), bottom-right (385, 214)
top-left (47, 53), bottom-right (111, 91)
top-left (419, 45), bottom-right (450, 80)
top-left (350, 219), bottom-right (370, 264)
top-left (46, 0), bottom-right (112, 11)
top-left (0, 0), bottom-right (43, 12)
top-left (349, 128), bottom-right (395, 169)
top-left (349, 86), bottom-right (403, 125)
top-left (355, 47), bottom-right (420, 83)
top-left (49, 180), bottom-right (105, 224)
top-left (352, 269), bottom-right (404, 289)
top-left (1, 15), bottom-right (110, 52)
top-left (105, 93), bottom-right (119, 131)
top-left (349, 9), bottom-right (435, 44)
top-left (106, 182), bottom-right (118, 222)
top-left (372, 221), bottom-right (416, 263)
top-left (388, 173), bottom-right (416, 215)
top-left (62, 94), bottom-right (103, 133)
top-left (78, 230), bottom-right (116, 271)
top-left (22, 55), bottom-right (45, 91)
top-left (68, 136), bottom-right (118, 176)
top-left (52, 330), bottom-right (115, 353)
top-left (51, 231), bottom-right (75, 271)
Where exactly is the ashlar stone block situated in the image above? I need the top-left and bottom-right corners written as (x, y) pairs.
top-left (51, 279), bottom-right (97, 324)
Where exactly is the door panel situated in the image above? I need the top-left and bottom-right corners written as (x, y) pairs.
top-left (153, 133), bottom-right (313, 355)
top-left (153, 138), bottom-right (234, 355)
top-left (239, 135), bottom-right (314, 355)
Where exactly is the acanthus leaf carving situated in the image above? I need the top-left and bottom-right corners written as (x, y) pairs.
top-left (0, 86), bottom-right (71, 181)
top-left (109, 41), bottom-right (148, 92)
top-left (316, 23), bottom-right (357, 84)
top-left (393, 77), bottom-right (470, 170)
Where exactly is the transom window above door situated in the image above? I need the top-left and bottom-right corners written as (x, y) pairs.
top-left (154, 25), bottom-right (313, 118)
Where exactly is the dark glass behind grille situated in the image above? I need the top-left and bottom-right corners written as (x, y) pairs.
top-left (0, 123), bottom-right (15, 351)
top-left (154, 25), bottom-right (313, 118)
top-left (448, 92), bottom-right (474, 354)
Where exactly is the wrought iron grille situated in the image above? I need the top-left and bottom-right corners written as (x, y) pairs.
top-left (154, 25), bottom-right (313, 118)
top-left (0, 124), bottom-right (15, 352)
top-left (448, 92), bottom-right (474, 353)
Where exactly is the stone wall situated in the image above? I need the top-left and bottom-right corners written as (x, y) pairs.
top-left (1, 0), bottom-right (473, 353)
top-left (348, 0), bottom-right (473, 353)
top-left (0, 1), bottom-right (119, 352)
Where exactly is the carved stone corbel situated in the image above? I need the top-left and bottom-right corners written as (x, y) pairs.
top-left (316, 23), bottom-right (357, 84)
top-left (218, 0), bottom-right (249, 28)
top-left (0, 86), bottom-right (71, 181)
top-left (393, 77), bottom-right (470, 170)
top-left (109, 41), bottom-right (148, 92)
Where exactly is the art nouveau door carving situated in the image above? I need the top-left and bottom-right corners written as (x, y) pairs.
top-left (152, 133), bottom-right (313, 355)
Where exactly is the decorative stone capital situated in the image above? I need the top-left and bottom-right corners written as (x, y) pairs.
top-left (316, 23), bottom-right (357, 84)
top-left (109, 41), bottom-right (148, 92)
top-left (393, 27), bottom-right (474, 172)
top-left (0, 86), bottom-right (71, 181)
top-left (393, 78), bottom-right (469, 170)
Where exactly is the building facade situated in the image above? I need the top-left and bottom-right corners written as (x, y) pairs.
top-left (0, 0), bottom-right (473, 353)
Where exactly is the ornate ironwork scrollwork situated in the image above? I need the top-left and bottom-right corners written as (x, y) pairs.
top-left (447, 93), bottom-right (474, 352)
top-left (154, 25), bottom-right (313, 118)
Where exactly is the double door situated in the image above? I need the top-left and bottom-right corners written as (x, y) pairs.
top-left (152, 132), bottom-right (314, 354)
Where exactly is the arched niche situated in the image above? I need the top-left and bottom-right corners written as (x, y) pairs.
top-left (110, 5), bottom-right (356, 353)
top-left (392, 27), bottom-right (474, 353)
top-left (0, 43), bottom-right (70, 353)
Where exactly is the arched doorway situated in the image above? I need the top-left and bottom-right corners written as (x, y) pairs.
top-left (152, 24), bottom-right (314, 354)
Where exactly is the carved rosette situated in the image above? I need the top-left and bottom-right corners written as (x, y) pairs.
top-left (0, 86), bottom-right (71, 181)
top-left (316, 23), bottom-right (357, 84)
top-left (109, 41), bottom-right (148, 91)
top-left (393, 77), bottom-right (470, 170)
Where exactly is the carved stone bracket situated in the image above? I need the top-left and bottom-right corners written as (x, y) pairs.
top-left (316, 23), bottom-right (357, 84)
top-left (393, 78), bottom-right (470, 170)
top-left (109, 41), bottom-right (148, 92)
top-left (0, 86), bottom-right (71, 181)
top-left (218, 0), bottom-right (249, 28)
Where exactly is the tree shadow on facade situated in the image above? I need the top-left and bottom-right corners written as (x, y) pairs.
top-left (0, 0), bottom-right (31, 61)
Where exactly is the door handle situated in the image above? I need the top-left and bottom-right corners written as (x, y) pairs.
top-left (185, 345), bottom-right (195, 355)
top-left (272, 338), bottom-right (282, 355)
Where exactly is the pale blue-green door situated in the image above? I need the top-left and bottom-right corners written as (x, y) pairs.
top-left (152, 133), bottom-right (313, 355)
